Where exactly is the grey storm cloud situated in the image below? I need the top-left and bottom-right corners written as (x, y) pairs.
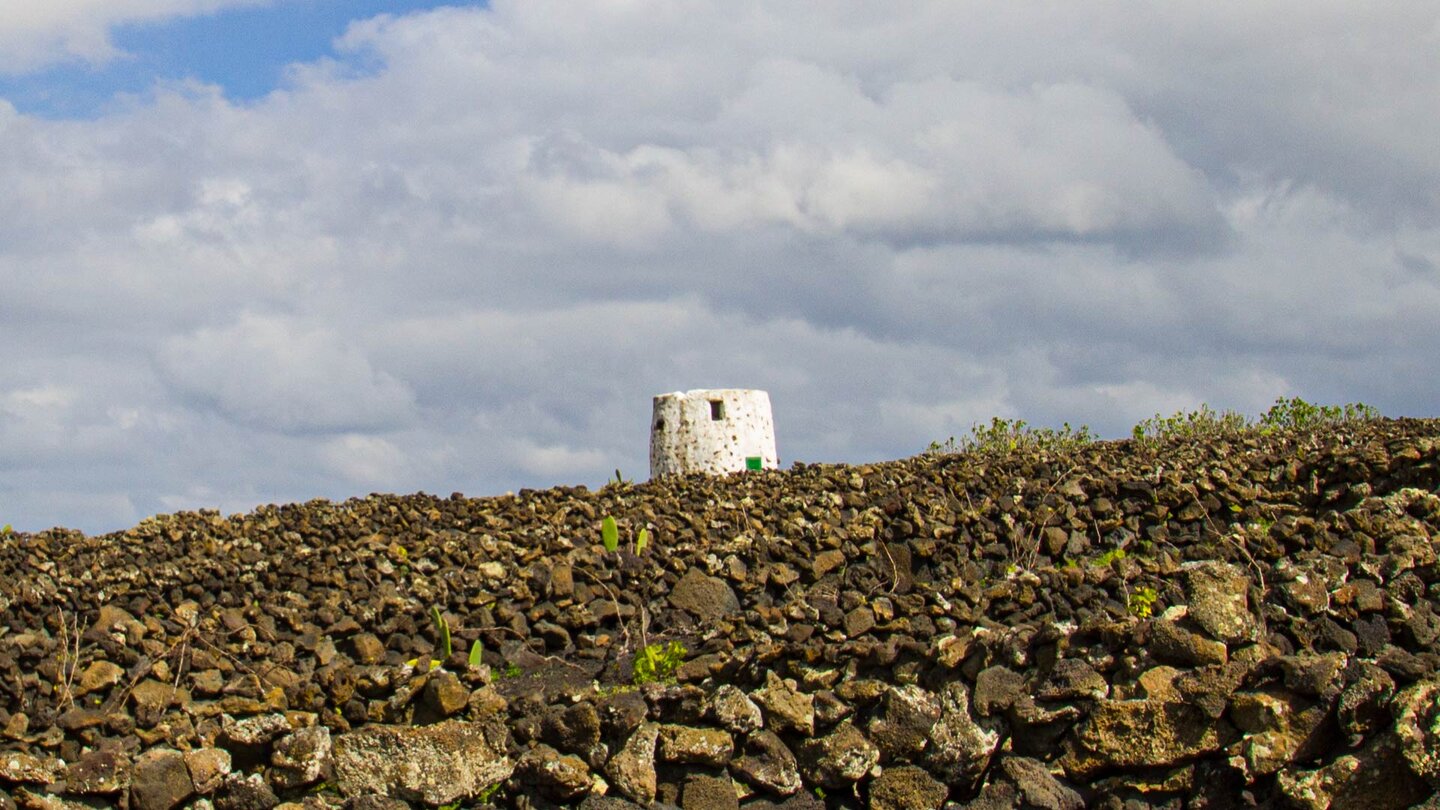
top-left (1, 1), bottom-right (1437, 533)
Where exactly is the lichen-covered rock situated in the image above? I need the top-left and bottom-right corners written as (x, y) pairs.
top-left (0, 754), bottom-right (62, 786)
top-left (332, 720), bottom-right (512, 806)
top-left (130, 748), bottom-right (194, 810)
top-left (733, 730), bottom-right (801, 796)
top-left (1180, 562), bottom-right (1257, 644)
top-left (753, 672), bottom-right (814, 736)
top-left (925, 682), bottom-right (999, 785)
top-left (268, 725), bottom-right (331, 790)
top-left (669, 569), bottom-right (740, 622)
top-left (185, 748), bottom-right (232, 795)
top-left (213, 771), bottom-right (278, 810)
top-left (656, 724), bottom-right (733, 767)
top-left (63, 749), bottom-right (129, 795)
top-left (515, 743), bottom-right (593, 801)
top-left (1276, 731), bottom-right (1432, 810)
top-left (867, 685), bottom-right (940, 760)
top-left (1149, 617), bottom-right (1228, 667)
top-left (708, 685), bottom-right (762, 736)
top-left (1393, 679), bottom-right (1440, 788)
top-left (419, 670), bottom-right (470, 719)
top-left (604, 722), bottom-right (658, 805)
top-left (867, 765), bottom-right (947, 810)
top-left (796, 720), bottom-right (879, 788)
top-left (1229, 689), bottom-right (1330, 776)
top-left (1060, 699), bottom-right (1232, 778)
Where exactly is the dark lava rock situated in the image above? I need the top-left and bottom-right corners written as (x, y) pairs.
top-left (0, 418), bottom-right (1437, 809)
top-left (669, 569), bottom-right (741, 622)
top-left (130, 748), bottom-right (194, 810)
top-left (867, 765), bottom-right (947, 810)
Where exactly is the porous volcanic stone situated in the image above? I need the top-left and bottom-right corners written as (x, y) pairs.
top-left (332, 720), bottom-right (512, 806)
top-left (130, 748), bottom-right (194, 810)
top-left (867, 765), bottom-right (947, 810)
top-left (668, 569), bottom-right (740, 622)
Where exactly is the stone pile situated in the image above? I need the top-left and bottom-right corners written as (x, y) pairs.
top-left (0, 418), bottom-right (1437, 808)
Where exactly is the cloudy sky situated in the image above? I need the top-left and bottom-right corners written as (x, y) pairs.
top-left (1, 1), bottom-right (1437, 533)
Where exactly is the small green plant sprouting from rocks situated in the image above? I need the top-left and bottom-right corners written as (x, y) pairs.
top-left (600, 516), bottom-right (652, 554)
top-left (633, 641), bottom-right (687, 686)
top-left (601, 516), bottom-right (619, 553)
top-left (1096, 548), bottom-right (1128, 567)
top-left (1, 524), bottom-right (11, 535)
top-left (431, 606), bottom-right (452, 659)
top-left (1128, 587), bottom-right (1159, 619)
top-left (468, 639), bottom-right (484, 667)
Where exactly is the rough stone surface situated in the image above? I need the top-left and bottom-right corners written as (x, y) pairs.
top-left (668, 568), bottom-right (741, 622)
top-left (999, 757), bottom-right (1083, 810)
top-left (796, 720), bottom-right (879, 788)
top-left (63, 749), bottom-right (129, 795)
top-left (867, 765), bottom-right (947, 810)
top-left (269, 726), bottom-right (331, 789)
top-left (515, 744), bottom-right (592, 801)
top-left (130, 749), bottom-right (195, 810)
top-left (0, 418), bottom-right (1437, 809)
top-left (680, 774), bottom-right (738, 810)
top-left (1393, 679), bottom-right (1440, 787)
top-left (656, 724), bottom-right (733, 766)
top-left (1061, 699), bottom-right (1231, 778)
top-left (753, 672), bottom-right (814, 736)
top-left (604, 722), bottom-right (659, 805)
top-left (734, 731), bottom-right (801, 796)
top-left (332, 720), bottom-right (512, 806)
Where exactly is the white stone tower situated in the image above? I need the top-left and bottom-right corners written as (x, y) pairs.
top-left (649, 389), bottom-right (778, 478)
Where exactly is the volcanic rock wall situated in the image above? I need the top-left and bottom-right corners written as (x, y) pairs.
top-left (0, 419), bottom-right (1438, 809)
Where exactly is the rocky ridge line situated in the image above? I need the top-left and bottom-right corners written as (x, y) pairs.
top-left (0, 418), bottom-right (1438, 809)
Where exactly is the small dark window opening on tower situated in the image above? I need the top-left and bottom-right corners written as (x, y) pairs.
top-left (709, 399), bottom-right (725, 420)
top-left (654, 418), bottom-right (665, 432)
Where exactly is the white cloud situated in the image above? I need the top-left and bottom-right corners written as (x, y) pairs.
top-left (318, 434), bottom-right (410, 487)
top-left (1, 1), bottom-right (1438, 532)
top-left (156, 313), bottom-right (417, 434)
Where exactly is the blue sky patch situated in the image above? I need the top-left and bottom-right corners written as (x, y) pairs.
top-left (0, 1), bottom-right (482, 118)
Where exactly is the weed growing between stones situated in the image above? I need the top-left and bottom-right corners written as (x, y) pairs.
top-left (431, 606), bottom-right (452, 660)
top-left (1132, 396), bottom-right (1381, 448)
top-left (632, 641), bottom-right (687, 686)
top-left (599, 515), bottom-right (652, 556)
top-left (1127, 586), bottom-right (1159, 618)
top-left (601, 515), bottom-right (619, 553)
top-left (927, 417), bottom-right (1095, 458)
top-left (928, 397), bottom-right (1382, 461)
top-left (1259, 397), bottom-right (1380, 430)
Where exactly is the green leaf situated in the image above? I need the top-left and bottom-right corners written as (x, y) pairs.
top-left (635, 527), bottom-right (649, 555)
top-left (430, 605), bottom-right (452, 659)
top-left (601, 516), bottom-right (619, 553)
top-left (468, 639), bottom-right (484, 667)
